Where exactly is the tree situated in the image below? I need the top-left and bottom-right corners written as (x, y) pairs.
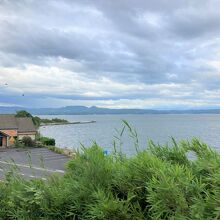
top-left (15, 110), bottom-right (41, 127)
top-left (15, 110), bottom-right (32, 118)
top-left (32, 116), bottom-right (41, 127)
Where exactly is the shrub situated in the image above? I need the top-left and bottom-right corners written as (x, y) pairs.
top-left (21, 136), bottom-right (36, 147)
top-left (39, 136), bottom-right (55, 146)
top-left (2, 136), bottom-right (220, 219)
top-left (14, 138), bottom-right (25, 148)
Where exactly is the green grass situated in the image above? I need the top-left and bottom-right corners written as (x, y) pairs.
top-left (47, 145), bottom-right (64, 154)
top-left (1, 122), bottom-right (220, 219)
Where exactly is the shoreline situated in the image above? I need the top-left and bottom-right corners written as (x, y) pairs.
top-left (40, 120), bottom-right (96, 127)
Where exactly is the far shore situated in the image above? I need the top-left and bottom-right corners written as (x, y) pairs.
top-left (40, 120), bottom-right (96, 127)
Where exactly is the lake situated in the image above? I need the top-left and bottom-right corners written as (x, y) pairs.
top-left (39, 114), bottom-right (220, 155)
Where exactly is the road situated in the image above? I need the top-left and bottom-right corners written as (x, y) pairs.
top-left (0, 148), bottom-right (70, 180)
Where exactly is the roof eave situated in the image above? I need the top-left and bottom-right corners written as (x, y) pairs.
top-left (0, 131), bottom-right (10, 137)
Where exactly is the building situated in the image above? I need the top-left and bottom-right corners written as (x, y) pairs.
top-left (0, 114), bottom-right (37, 147)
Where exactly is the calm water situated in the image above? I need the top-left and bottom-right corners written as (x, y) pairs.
top-left (39, 114), bottom-right (220, 155)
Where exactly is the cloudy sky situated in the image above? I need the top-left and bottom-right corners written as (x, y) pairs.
top-left (0, 0), bottom-right (220, 109)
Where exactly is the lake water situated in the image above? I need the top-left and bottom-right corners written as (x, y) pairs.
top-left (39, 114), bottom-right (220, 155)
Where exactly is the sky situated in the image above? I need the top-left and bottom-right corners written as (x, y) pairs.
top-left (0, 0), bottom-right (220, 109)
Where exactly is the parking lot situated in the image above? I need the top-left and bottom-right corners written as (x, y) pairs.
top-left (0, 148), bottom-right (70, 180)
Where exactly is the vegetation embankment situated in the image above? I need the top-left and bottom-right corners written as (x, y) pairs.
top-left (15, 134), bottom-right (75, 157)
top-left (1, 126), bottom-right (220, 219)
top-left (36, 117), bottom-right (69, 126)
top-left (15, 110), bottom-right (96, 128)
top-left (15, 134), bottom-right (56, 149)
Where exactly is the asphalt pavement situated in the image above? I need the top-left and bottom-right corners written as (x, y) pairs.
top-left (0, 147), bottom-right (70, 180)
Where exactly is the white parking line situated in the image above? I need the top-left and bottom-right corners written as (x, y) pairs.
top-left (0, 160), bottom-right (65, 174)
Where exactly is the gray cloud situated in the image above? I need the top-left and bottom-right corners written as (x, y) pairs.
top-left (0, 0), bottom-right (220, 108)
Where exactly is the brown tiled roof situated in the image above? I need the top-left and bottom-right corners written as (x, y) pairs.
top-left (0, 114), bottom-right (37, 132)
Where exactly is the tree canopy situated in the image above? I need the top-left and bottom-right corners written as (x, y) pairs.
top-left (15, 110), bottom-right (33, 118)
top-left (15, 110), bottom-right (41, 127)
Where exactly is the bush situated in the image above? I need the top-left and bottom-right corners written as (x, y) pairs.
top-left (14, 138), bottom-right (25, 148)
top-left (39, 136), bottom-right (55, 146)
top-left (21, 136), bottom-right (36, 147)
top-left (2, 137), bottom-right (220, 219)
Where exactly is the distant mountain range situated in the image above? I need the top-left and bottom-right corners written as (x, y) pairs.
top-left (1, 106), bottom-right (220, 115)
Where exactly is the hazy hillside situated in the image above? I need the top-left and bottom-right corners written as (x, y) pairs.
top-left (1, 106), bottom-right (220, 115)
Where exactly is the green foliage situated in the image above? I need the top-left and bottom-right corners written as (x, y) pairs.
top-left (14, 138), bottom-right (24, 148)
top-left (47, 145), bottom-right (63, 154)
top-left (39, 136), bottom-right (56, 146)
top-left (22, 136), bottom-right (36, 147)
top-left (15, 110), bottom-right (33, 118)
top-left (2, 133), bottom-right (220, 219)
top-left (40, 118), bottom-right (68, 124)
top-left (15, 110), bottom-right (41, 127)
top-left (15, 110), bottom-right (68, 128)
top-left (32, 116), bottom-right (41, 127)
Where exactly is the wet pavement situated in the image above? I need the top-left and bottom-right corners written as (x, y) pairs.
top-left (0, 148), bottom-right (70, 180)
